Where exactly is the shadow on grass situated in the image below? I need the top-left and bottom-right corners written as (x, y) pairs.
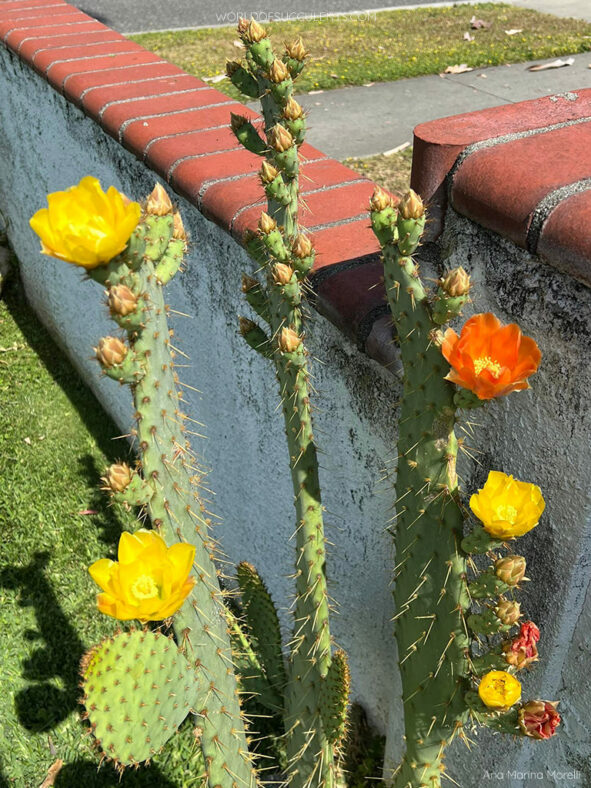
top-left (55, 761), bottom-right (178, 787)
top-left (3, 278), bottom-right (126, 465)
top-left (0, 551), bottom-right (84, 732)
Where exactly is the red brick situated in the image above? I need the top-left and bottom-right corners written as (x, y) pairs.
top-left (2, 11), bottom-right (91, 42)
top-left (232, 162), bottom-right (371, 239)
top-left (172, 149), bottom-right (262, 205)
top-left (537, 190), bottom-right (591, 286)
top-left (64, 61), bottom-right (187, 104)
top-left (82, 73), bottom-right (203, 116)
top-left (48, 51), bottom-right (163, 92)
top-left (301, 181), bottom-right (373, 227)
top-left (411, 89), bottom-right (591, 236)
top-left (119, 102), bottom-right (238, 154)
top-left (145, 123), bottom-right (248, 177)
top-left (34, 39), bottom-right (138, 74)
top-left (200, 173), bottom-right (264, 230)
top-left (0, 0), bottom-right (65, 10)
top-left (0, 3), bottom-right (68, 25)
top-left (313, 259), bottom-right (385, 344)
top-left (99, 88), bottom-right (225, 136)
top-left (451, 122), bottom-right (591, 247)
top-left (17, 27), bottom-right (118, 59)
top-left (311, 219), bottom-right (379, 270)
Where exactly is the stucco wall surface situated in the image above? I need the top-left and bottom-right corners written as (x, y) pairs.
top-left (2, 45), bottom-right (591, 787)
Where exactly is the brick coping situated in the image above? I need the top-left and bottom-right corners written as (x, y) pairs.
top-left (2, 1), bottom-right (589, 382)
top-left (412, 92), bottom-right (591, 287)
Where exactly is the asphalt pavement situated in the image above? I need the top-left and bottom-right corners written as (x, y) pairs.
top-left (71, 0), bottom-right (492, 35)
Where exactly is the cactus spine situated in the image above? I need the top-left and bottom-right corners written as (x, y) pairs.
top-left (231, 19), bottom-right (344, 788)
top-left (89, 195), bottom-right (257, 787)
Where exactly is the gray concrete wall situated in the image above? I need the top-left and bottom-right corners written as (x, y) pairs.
top-left (2, 45), bottom-right (591, 787)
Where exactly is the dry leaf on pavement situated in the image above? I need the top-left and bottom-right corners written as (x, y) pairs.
top-left (528, 57), bottom-right (574, 71)
top-left (443, 64), bottom-right (474, 75)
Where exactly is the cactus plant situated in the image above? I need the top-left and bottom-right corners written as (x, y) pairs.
top-left (31, 179), bottom-right (257, 788)
top-left (230, 19), bottom-right (347, 788)
top-left (369, 187), bottom-right (559, 786)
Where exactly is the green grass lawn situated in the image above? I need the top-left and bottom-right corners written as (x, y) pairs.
top-left (0, 273), bottom-right (204, 787)
top-left (130, 3), bottom-right (591, 101)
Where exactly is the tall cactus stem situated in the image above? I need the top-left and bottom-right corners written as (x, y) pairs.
top-left (235, 21), bottom-right (340, 787)
top-left (90, 212), bottom-right (257, 788)
top-left (371, 197), bottom-right (471, 787)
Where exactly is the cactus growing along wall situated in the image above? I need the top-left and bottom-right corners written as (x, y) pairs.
top-left (369, 188), bottom-right (559, 786)
top-left (30, 178), bottom-right (258, 786)
top-left (230, 19), bottom-right (348, 788)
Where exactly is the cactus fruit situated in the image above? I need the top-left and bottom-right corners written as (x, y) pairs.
top-left (231, 19), bottom-right (344, 788)
top-left (369, 187), bottom-right (559, 784)
top-left (80, 629), bottom-right (201, 768)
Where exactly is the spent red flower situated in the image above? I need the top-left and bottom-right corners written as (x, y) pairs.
top-left (519, 701), bottom-right (561, 739)
top-left (504, 620), bottom-right (540, 670)
top-left (441, 313), bottom-right (541, 400)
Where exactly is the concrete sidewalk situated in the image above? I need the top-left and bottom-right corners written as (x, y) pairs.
top-left (282, 51), bottom-right (591, 159)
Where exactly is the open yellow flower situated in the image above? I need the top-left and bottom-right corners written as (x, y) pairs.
top-left (30, 176), bottom-right (141, 269)
top-left (478, 670), bottom-right (522, 710)
top-left (470, 471), bottom-right (545, 539)
top-left (89, 530), bottom-right (195, 621)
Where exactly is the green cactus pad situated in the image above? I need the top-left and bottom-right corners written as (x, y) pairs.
top-left (81, 629), bottom-right (200, 768)
top-left (319, 650), bottom-right (350, 746)
top-left (237, 562), bottom-right (286, 701)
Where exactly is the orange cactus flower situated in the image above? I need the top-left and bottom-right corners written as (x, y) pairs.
top-left (89, 530), bottom-right (195, 621)
top-left (441, 313), bottom-right (541, 400)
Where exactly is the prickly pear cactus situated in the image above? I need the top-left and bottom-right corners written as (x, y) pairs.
top-left (30, 178), bottom-right (257, 788)
top-left (81, 629), bottom-right (201, 768)
top-left (229, 18), bottom-right (348, 788)
top-left (369, 187), bottom-right (560, 786)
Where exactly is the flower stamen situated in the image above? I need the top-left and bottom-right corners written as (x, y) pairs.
top-left (474, 355), bottom-right (502, 378)
top-left (131, 574), bottom-right (160, 600)
top-left (496, 504), bottom-right (518, 523)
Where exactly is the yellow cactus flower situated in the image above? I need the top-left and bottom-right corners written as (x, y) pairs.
top-left (478, 670), bottom-right (522, 710)
top-left (89, 530), bottom-right (195, 621)
top-left (30, 176), bottom-right (141, 269)
top-left (470, 470), bottom-right (545, 539)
